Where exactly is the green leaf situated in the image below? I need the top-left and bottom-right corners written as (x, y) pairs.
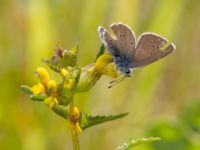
top-left (21, 85), bottom-right (33, 96)
top-left (30, 94), bottom-right (48, 101)
top-left (80, 112), bottom-right (128, 130)
top-left (52, 105), bottom-right (70, 120)
top-left (95, 44), bottom-right (105, 61)
top-left (115, 137), bottom-right (161, 150)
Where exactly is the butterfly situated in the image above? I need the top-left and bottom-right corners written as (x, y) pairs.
top-left (98, 23), bottom-right (175, 77)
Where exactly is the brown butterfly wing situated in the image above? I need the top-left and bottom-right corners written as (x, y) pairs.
top-left (132, 33), bottom-right (175, 68)
top-left (98, 26), bottom-right (123, 58)
top-left (110, 23), bottom-right (136, 57)
top-left (98, 26), bottom-right (115, 50)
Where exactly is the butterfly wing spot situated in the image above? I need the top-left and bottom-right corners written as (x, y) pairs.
top-left (119, 34), bottom-right (126, 38)
top-left (109, 23), bottom-right (136, 58)
top-left (151, 45), bottom-right (160, 49)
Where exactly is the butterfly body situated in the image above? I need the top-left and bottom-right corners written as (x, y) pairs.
top-left (107, 44), bottom-right (132, 76)
top-left (98, 23), bottom-right (175, 77)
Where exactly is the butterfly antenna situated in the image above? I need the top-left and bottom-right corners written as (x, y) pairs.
top-left (108, 76), bottom-right (126, 88)
top-left (109, 72), bottom-right (124, 84)
top-left (109, 77), bottom-right (122, 84)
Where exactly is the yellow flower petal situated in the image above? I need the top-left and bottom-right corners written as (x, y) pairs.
top-left (103, 63), bottom-right (118, 78)
top-left (44, 96), bottom-right (58, 108)
top-left (44, 96), bottom-right (52, 105)
top-left (32, 83), bottom-right (45, 95)
top-left (71, 123), bottom-right (82, 134)
top-left (95, 53), bottom-right (113, 72)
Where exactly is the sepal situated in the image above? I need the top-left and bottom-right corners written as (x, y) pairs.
top-left (21, 85), bottom-right (33, 96)
top-left (31, 94), bottom-right (48, 101)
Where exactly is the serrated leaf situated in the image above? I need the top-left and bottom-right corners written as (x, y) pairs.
top-left (80, 112), bottom-right (128, 130)
top-left (21, 85), bottom-right (33, 96)
top-left (115, 137), bottom-right (161, 150)
top-left (95, 44), bottom-right (105, 61)
top-left (30, 94), bottom-right (48, 101)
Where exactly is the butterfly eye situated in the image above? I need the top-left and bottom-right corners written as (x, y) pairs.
top-left (125, 70), bottom-right (130, 74)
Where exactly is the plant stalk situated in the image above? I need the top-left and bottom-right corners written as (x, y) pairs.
top-left (71, 126), bottom-right (80, 150)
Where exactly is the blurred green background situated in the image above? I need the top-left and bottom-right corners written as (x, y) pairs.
top-left (1, 0), bottom-right (200, 149)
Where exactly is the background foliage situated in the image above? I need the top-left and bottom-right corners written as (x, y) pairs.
top-left (0, 0), bottom-right (200, 149)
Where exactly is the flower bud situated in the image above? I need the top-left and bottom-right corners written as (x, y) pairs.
top-left (35, 67), bottom-right (50, 86)
top-left (61, 68), bottom-right (70, 78)
top-left (63, 48), bottom-right (78, 67)
top-left (70, 106), bottom-right (80, 119)
top-left (47, 80), bottom-right (57, 94)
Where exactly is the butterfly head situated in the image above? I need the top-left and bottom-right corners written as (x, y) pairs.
top-left (119, 66), bottom-right (131, 77)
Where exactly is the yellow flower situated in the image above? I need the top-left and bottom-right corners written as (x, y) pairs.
top-left (35, 67), bottom-right (50, 86)
top-left (44, 96), bottom-right (58, 108)
top-left (70, 106), bottom-right (80, 119)
top-left (102, 63), bottom-right (118, 78)
top-left (70, 122), bottom-right (82, 134)
top-left (70, 106), bottom-right (82, 133)
top-left (61, 68), bottom-right (76, 90)
top-left (31, 83), bottom-right (45, 95)
top-left (64, 78), bottom-right (74, 90)
top-left (95, 53), bottom-right (113, 72)
top-left (47, 80), bottom-right (57, 94)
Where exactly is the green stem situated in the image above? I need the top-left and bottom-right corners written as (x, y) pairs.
top-left (71, 129), bottom-right (80, 150)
